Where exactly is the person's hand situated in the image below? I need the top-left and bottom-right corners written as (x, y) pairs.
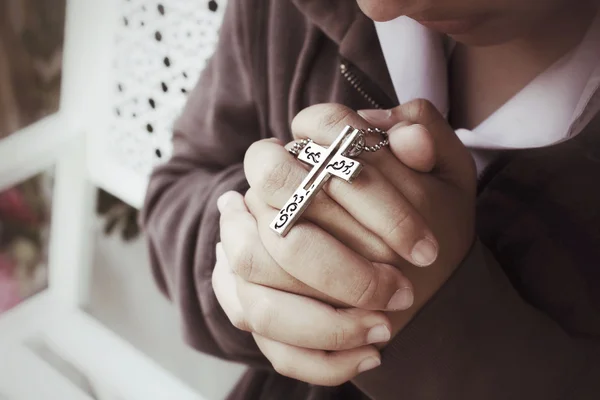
top-left (243, 129), bottom-right (441, 269)
top-left (214, 99), bottom-right (476, 385)
top-left (246, 100), bottom-right (477, 336)
top-left (354, 100), bottom-right (478, 335)
top-left (214, 190), bottom-right (415, 386)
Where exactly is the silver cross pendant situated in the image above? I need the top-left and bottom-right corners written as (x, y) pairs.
top-left (270, 126), bottom-right (365, 237)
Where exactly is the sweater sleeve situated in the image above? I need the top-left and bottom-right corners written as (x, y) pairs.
top-left (140, 0), bottom-right (269, 367)
top-left (353, 240), bottom-right (600, 400)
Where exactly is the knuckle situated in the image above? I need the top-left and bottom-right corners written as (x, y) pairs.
top-left (268, 345), bottom-right (350, 387)
top-left (230, 242), bottom-right (256, 281)
top-left (248, 298), bottom-right (275, 335)
top-left (313, 360), bottom-right (349, 387)
top-left (368, 241), bottom-right (400, 265)
top-left (317, 104), bottom-right (355, 133)
top-left (279, 223), bottom-right (314, 264)
top-left (385, 211), bottom-right (412, 241)
top-left (320, 373), bottom-right (348, 387)
top-left (229, 312), bottom-right (250, 332)
top-left (269, 349), bottom-right (297, 378)
top-left (272, 361), bottom-right (298, 381)
top-left (343, 167), bottom-right (372, 195)
top-left (308, 191), bottom-right (334, 215)
top-left (409, 185), bottom-right (427, 208)
top-left (260, 159), bottom-right (295, 198)
top-left (291, 103), bottom-right (355, 145)
top-left (352, 272), bottom-right (380, 309)
top-left (409, 98), bottom-right (437, 124)
top-left (326, 323), bottom-right (352, 351)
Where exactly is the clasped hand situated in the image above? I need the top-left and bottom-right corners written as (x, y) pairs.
top-left (213, 100), bottom-right (476, 386)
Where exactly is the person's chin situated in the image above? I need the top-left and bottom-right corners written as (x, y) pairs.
top-left (355, 0), bottom-right (404, 22)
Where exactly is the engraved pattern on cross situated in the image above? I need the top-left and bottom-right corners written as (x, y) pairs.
top-left (270, 126), bottom-right (364, 236)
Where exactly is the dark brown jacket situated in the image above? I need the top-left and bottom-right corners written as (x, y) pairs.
top-left (141, 1), bottom-right (600, 399)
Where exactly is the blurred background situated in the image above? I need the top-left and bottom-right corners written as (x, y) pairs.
top-left (0, 0), bottom-right (64, 314)
top-left (0, 0), bottom-right (245, 399)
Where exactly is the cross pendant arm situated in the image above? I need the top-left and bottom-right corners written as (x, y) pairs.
top-left (271, 127), bottom-right (363, 236)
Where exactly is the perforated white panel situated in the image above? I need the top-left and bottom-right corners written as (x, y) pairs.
top-left (89, 0), bottom-right (227, 208)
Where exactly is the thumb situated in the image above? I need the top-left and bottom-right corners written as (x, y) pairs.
top-left (358, 110), bottom-right (437, 173)
top-left (360, 101), bottom-right (476, 190)
top-left (217, 191), bottom-right (247, 214)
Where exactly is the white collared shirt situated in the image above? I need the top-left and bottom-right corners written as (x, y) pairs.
top-left (375, 13), bottom-right (600, 174)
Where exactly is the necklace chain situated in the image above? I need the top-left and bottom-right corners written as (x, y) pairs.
top-left (289, 127), bottom-right (389, 158)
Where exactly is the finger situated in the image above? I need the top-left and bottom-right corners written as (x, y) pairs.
top-left (254, 334), bottom-right (381, 387)
top-left (212, 242), bottom-right (248, 331)
top-left (246, 139), bottom-right (438, 267)
top-left (346, 122), bottom-right (440, 213)
top-left (245, 190), bottom-right (415, 311)
top-left (386, 123), bottom-right (437, 173)
top-left (218, 190), bottom-right (346, 307)
top-left (291, 103), bottom-right (384, 164)
top-left (292, 104), bottom-right (433, 173)
top-left (359, 103), bottom-right (473, 205)
top-left (219, 191), bottom-right (285, 287)
top-left (244, 140), bottom-right (400, 264)
top-left (356, 109), bottom-right (399, 131)
top-left (390, 99), bottom-right (476, 191)
top-left (289, 105), bottom-right (439, 265)
top-left (217, 190), bottom-right (245, 213)
top-left (235, 277), bottom-right (392, 351)
top-left (357, 113), bottom-right (437, 173)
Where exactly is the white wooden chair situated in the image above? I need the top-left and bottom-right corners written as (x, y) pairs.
top-left (0, 0), bottom-right (228, 398)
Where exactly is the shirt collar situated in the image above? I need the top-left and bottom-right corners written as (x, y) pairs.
top-left (375, 12), bottom-right (600, 150)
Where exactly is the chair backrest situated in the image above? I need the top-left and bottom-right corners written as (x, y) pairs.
top-left (87, 0), bottom-right (227, 208)
top-left (0, 2), bottom-right (233, 398)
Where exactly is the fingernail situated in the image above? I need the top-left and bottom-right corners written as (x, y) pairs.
top-left (358, 109), bottom-right (392, 124)
top-left (411, 238), bottom-right (438, 267)
top-left (391, 123), bottom-right (427, 135)
top-left (386, 287), bottom-right (414, 311)
top-left (366, 325), bottom-right (391, 344)
top-left (217, 192), bottom-right (234, 213)
top-left (266, 137), bottom-right (283, 144)
top-left (357, 357), bottom-right (381, 374)
top-left (388, 121), bottom-right (413, 134)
